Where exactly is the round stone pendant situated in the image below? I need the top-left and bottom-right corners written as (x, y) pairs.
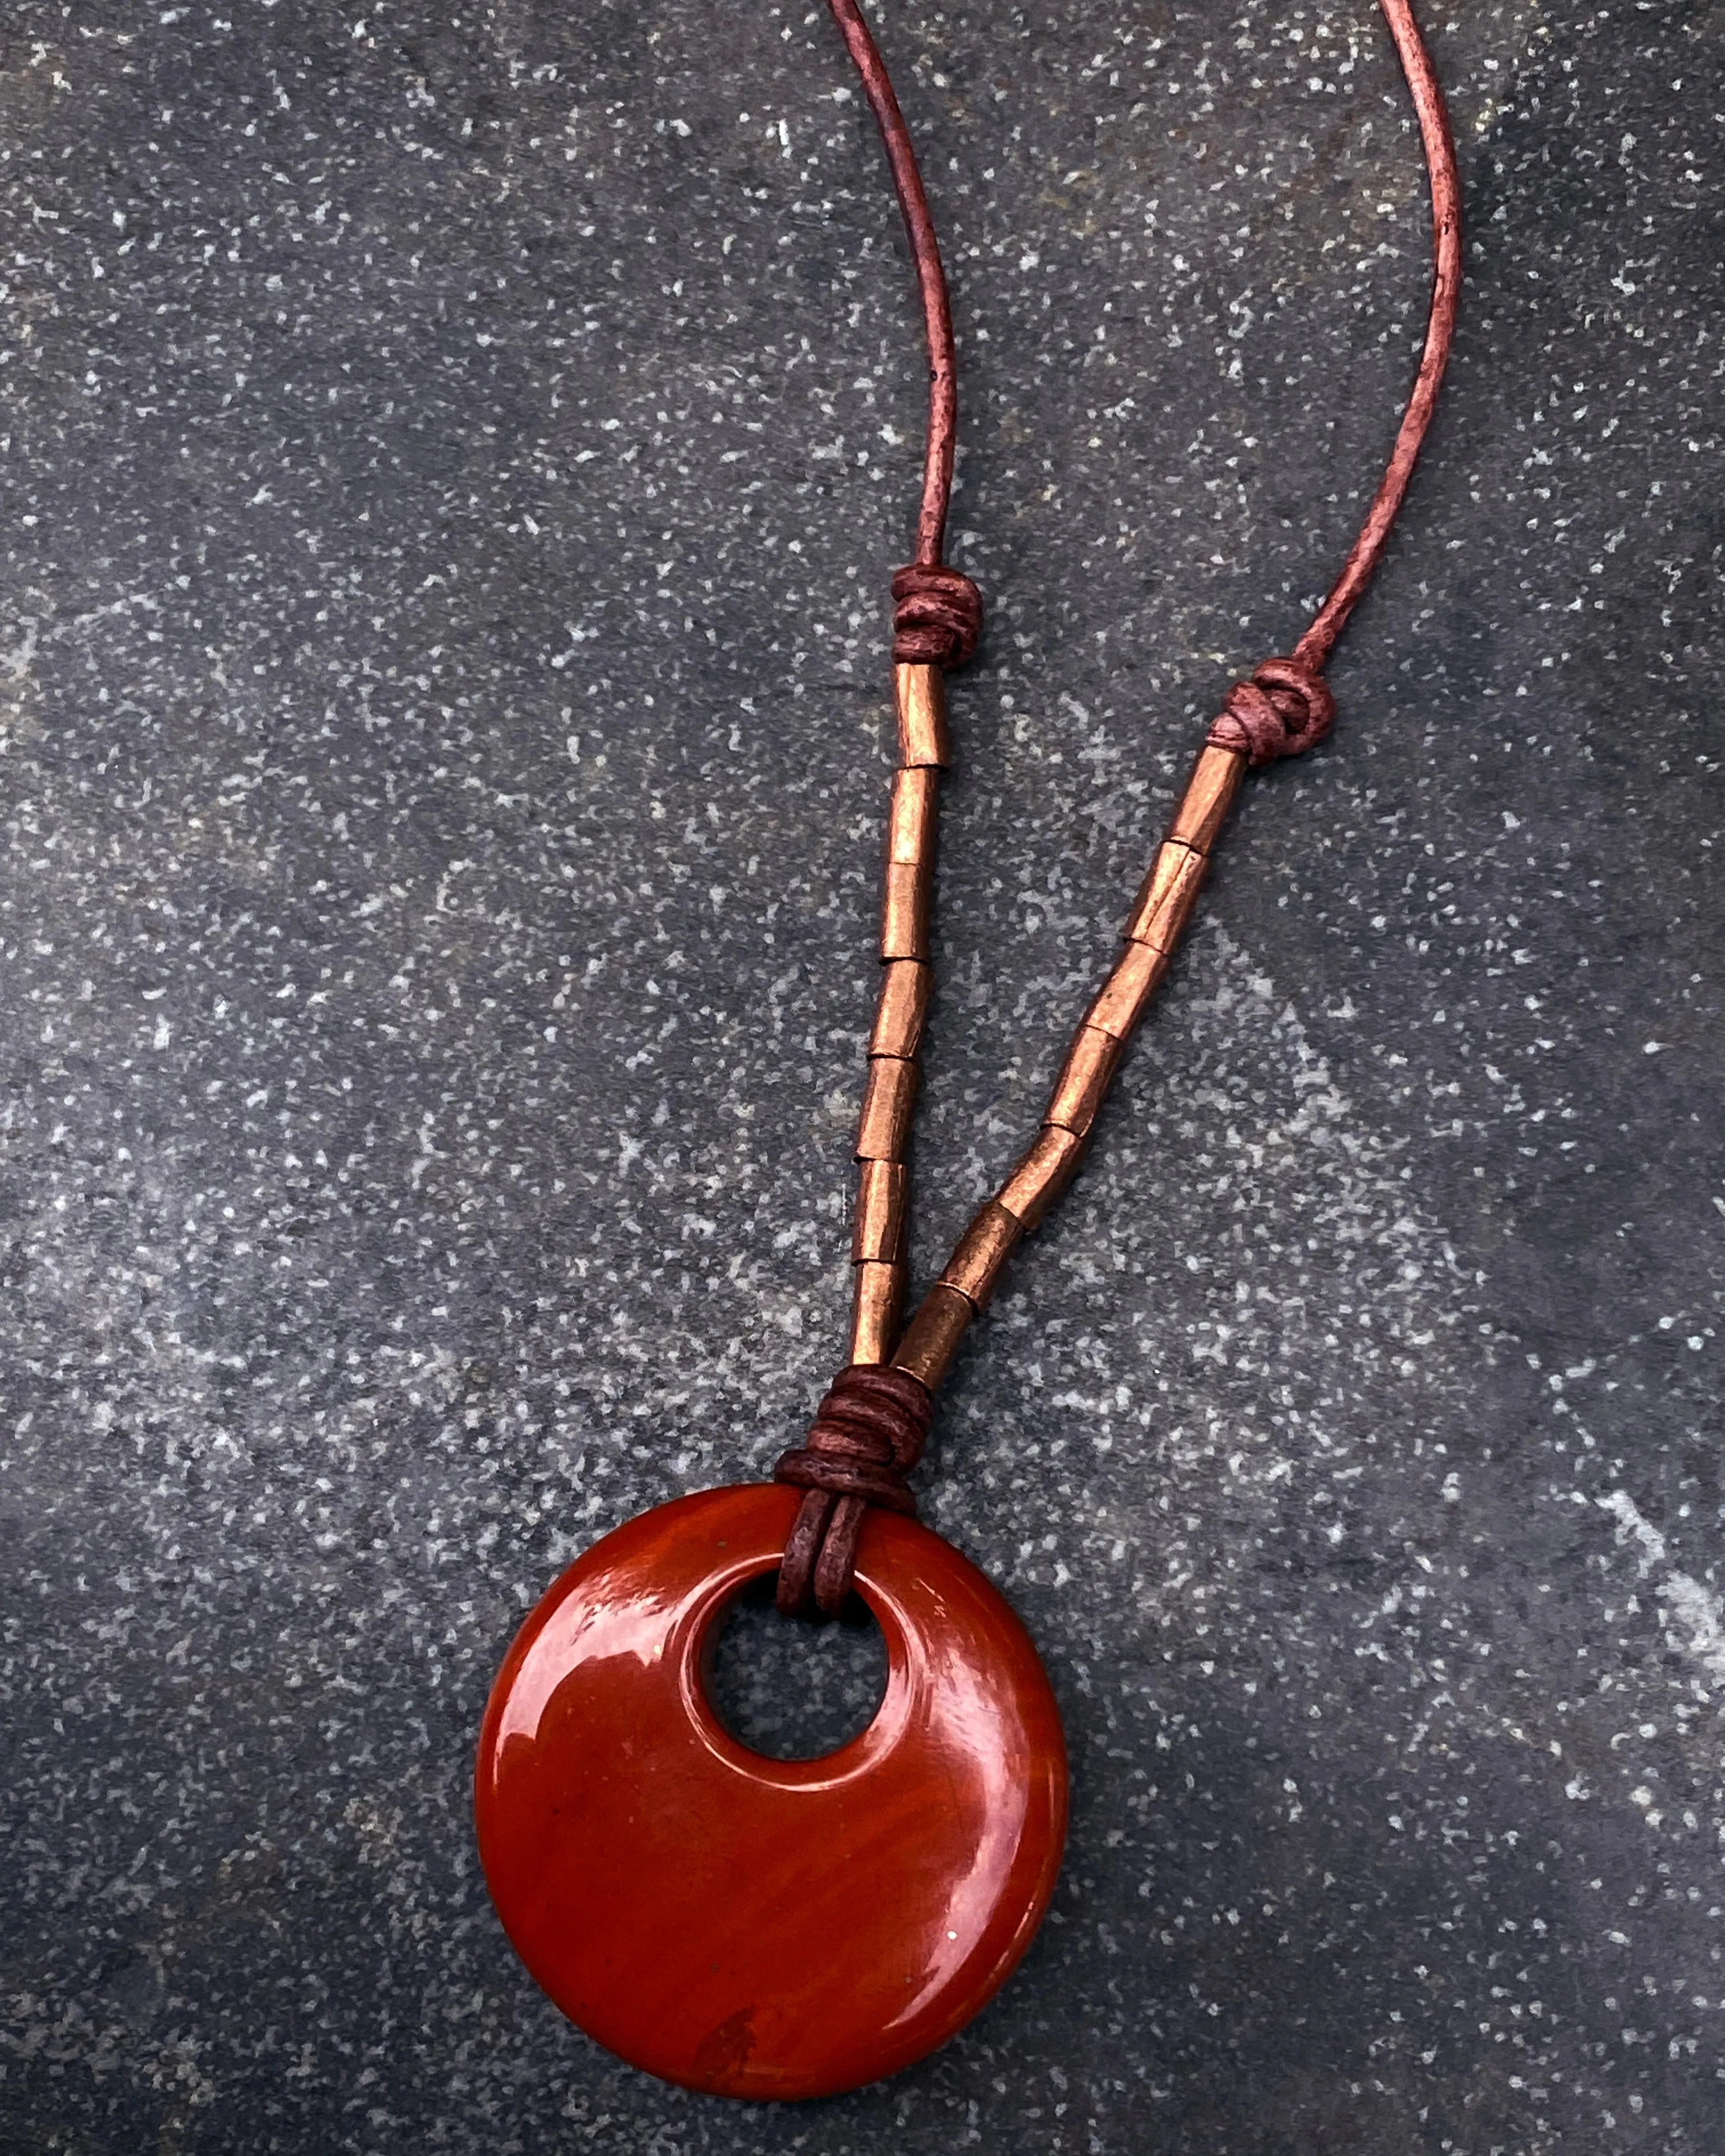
top-left (475, 1482), bottom-right (1067, 2099)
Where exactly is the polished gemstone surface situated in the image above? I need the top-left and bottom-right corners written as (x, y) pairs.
top-left (474, 1484), bottom-right (1068, 2100)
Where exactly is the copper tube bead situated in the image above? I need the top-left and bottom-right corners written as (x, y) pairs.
top-left (996, 1125), bottom-right (1085, 1232)
top-left (870, 959), bottom-right (932, 1060)
top-left (856, 1055), bottom-right (918, 1162)
top-left (888, 767), bottom-right (938, 866)
top-left (938, 1201), bottom-right (1022, 1311)
top-left (1085, 939), bottom-right (1173, 1043)
top-left (892, 1282), bottom-right (974, 1392)
top-left (852, 1159), bottom-right (907, 1263)
top-left (1124, 840), bottom-right (1208, 951)
top-left (1166, 744), bottom-right (1245, 854)
top-left (880, 861), bottom-right (933, 962)
top-left (1044, 1024), bottom-right (1124, 1138)
top-left (848, 1259), bottom-right (905, 1367)
top-left (894, 662), bottom-right (951, 769)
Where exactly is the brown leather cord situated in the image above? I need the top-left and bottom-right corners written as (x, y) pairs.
top-left (1293, 0), bottom-right (1463, 678)
top-left (823, 0), bottom-right (983, 667)
top-left (775, 0), bottom-right (1461, 1615)
top-left (1208, 1), bottom-right (1461, 760)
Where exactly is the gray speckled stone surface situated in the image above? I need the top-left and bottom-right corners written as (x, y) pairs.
top-left (2, 1), bottom-right (1720, 2149)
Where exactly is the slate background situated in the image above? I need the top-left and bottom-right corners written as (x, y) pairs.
top-left (2, 2), bottom-right (1721, 2151)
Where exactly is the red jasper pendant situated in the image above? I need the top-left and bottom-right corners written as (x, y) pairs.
top-left (475, 1482), bottom-right (1067, 2099)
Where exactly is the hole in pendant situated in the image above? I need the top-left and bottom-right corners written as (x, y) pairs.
top-left (704, 1573), bottom-right (888, 1761)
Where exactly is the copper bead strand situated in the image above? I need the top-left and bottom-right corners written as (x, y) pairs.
top-left (848, 662), bottom-right (950, 1365)
top-left (890, 740), bottom-right (1247, 1391)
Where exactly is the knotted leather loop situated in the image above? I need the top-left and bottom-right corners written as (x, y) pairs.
top-left (773, 1365), bottom-right (933, 1616)
top-left (1205, 655), bottom-right (1337, 767)
top-left (891, 562), bottom-right (983, 669)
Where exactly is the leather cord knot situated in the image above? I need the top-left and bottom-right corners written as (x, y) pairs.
top-left (1206, 655), bottom-right (1336, 767)
top-left (772, 1364), bottom-right (933, 1616)
top-left (891, 562), bottom-right (983, 668)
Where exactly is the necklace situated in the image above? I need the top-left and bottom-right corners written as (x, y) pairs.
top-left (475, 0), bottom-right (1460, 2102)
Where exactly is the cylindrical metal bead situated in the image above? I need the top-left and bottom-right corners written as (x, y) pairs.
top-left (938, 1200), bottom-right (1022, 1311)
top-left (1124, 839), bottom-right (1209, 952)
top-left (1165, 743), bottom-right (1246, 854)
top-left (852, 1158), bottom-right (907, 1263)
top-left (880, 859), bottom-right (932, 962)
top-left (1085, 938), bottom-right (1173, 1042)
top-left (895, 662), bottom-right (951, 769)
top-left (849, 1258), bottom-right (905, 1367)
top-left (856, 1055), bottom-right (918, 1162)
top-left (1044, 1024), bottom-right (1124, 1137)
top-left (996, 1125), bottom-right (1086, 1232)
top-left (888, 766), bottom-right (938, 866)
top-left (869, 959), bottom-right (933, 1060)
top-left (892, 1282), bottom-right (974, 1392)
